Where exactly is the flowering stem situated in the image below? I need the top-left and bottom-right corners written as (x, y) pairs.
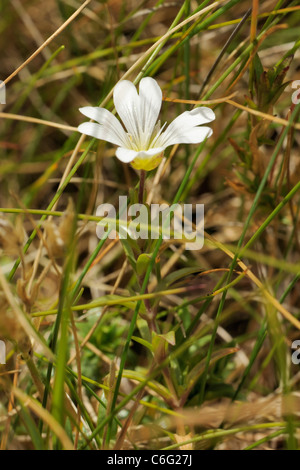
top-left (137, 170), bottom-right (156, 331)
top-left (138, 170), bottom-right (145, 204)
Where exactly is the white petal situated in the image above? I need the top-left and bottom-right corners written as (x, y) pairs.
top-left (139, 77), bottom-right (162, 134)
top-left (78, 122), bottom-right (126, 147)
top-left (158, 107), bottom-right (215, 147)
top-left (79, 106), bottom-right (128, 147)
top-left (161, 126), bottom-right (213, 146)
top-left (113, 81), bottom-right (141, 141)
top-left (116, 146), bottom-right (165, 163)
top-left (115, 147), bottom-right (137, 163)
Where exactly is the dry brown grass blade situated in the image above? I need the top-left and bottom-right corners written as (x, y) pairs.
top-left (100, 0), bottom-right (228, 107)
top-left (205, 233), bottom-right (300, 330)
top-left (70, 313), bottom-right (83, 450)
top-left (0, 112), bottom-right (77, 133)
top-left (13, 387), bottom-right (74, 450)
top-left (227, 24), bottom-right (288, 92)
top-left (2, 0), bottom-right (92, 86)
top-left (0, 359), bottom-right (20, 450)
top-left (171, 393), bottom-right (300, 429)
top-left (162, 92), bottom-right (238, 105)
top-left (0, 266), bottom-right (55, 361)
top-left (250, 0), bottom-right (259, 44)
top-left (161, 96), bottom-right (300, 130)
top-left (225, 100), bottom-right (300, 130)
top-left (67, 259), bottom-right (129, 366)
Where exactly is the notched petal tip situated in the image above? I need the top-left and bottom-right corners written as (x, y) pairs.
top-left (113, 80), bottom-right (138, 105)
top-left (191, 107), bottom-right (216, 123)
top-left (139, 77), bottom-right (162, 102)
top-left (79, 106), bottom-right (95, 118)
top-left (77, 122), bottom-right (90, 135)
top-left (115, 147), bottom-right (137, 163)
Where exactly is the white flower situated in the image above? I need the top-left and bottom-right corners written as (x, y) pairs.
top-left (78, 77), bottom-right (215, 171)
